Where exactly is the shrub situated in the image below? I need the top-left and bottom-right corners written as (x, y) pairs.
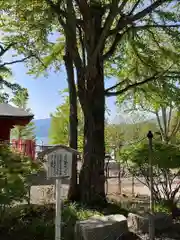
top-left (0, 200), bottom-right (129, 240)
top-left (121, 141), bottom-right (180, 209)
top-left (154, 201), bottom-right (170, 213)
top-left (0, 203), bottom-right (102, 240)
top-left (0, 144), bottom-right (39, 212)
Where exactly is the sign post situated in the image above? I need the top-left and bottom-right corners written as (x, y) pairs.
top-left (46, 149), bottom-right (72, 240)
top-left (55, 178), bottom-right (62, 240)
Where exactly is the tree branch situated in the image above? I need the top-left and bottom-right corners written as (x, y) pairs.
top-left (105, 79), bottom-right (127, 92)
top-left (66, 0), bottom-right (83, 71)
top-left (167, 105), bottom-right (173, 135)
top-left (77, 24), bottom-right (86, 67)
top-left (45, 0), bottom-right (66, 27)
top-left (46, 0), bottom-right (83, 71)
top-left (118, 0), bottom-right (129, 12)
top-left (0, 76), bottom-right (21, 92)
top-left (161, 106), bottom-right (168, 140)
top-left (103, 0), bottom-right (171, 60)
top-left (91, 0), bottom-right (119, 60)
top-left (105, 74), bottom-right (180, 97)
top-left (75, 0), bottom-right (90, 22)
top-left (134, 24), bottom-right (180, 30)
top-left (0, 55), bottom-right (33, 68)
top-left (0, 43), bottom-right (16, 57)
top-left (131, 0), bottom-right (167, 22)
top-left (169, 113), bottom-right (180, 140)
top-left (129, 0), bottom-right (141, 15)
top-left (105, 73), bottom-right (161, 97)
top-left (169, 71), bottom-right (180, 75)
top-left (103, 27), bottom-right (131, 60)
top-left (105, 62), bottom-right (178, 97)
top-left (46, 0), bottom-right (66, 17)
top-left (138, 102), bottom-right (156, 115)
top-left (162, 75), bottom-right (180, 78)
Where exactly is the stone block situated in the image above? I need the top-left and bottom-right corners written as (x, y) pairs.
top-left (128, 212), bottom-right (173, 233)
top-left (75, 214), bottom-right (128, 240)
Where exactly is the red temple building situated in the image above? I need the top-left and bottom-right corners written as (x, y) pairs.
top-left (0, 103), bottom-right (34, 141)
top-left (0, 103), bottom-right (36, 160)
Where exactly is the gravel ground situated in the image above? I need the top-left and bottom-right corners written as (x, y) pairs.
top-left (29, 177), bottom-right (180, 204)
top-left (27, 170), bottom-right (180, 240)
top-left (29, 183), bottom-right (180, 240)
top-left (29, 177), bottom-right (151, 204)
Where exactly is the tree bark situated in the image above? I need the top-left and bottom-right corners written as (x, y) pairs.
top-left (64, 48), bottom-right (79, 201)
top-left (78, 57), bottom-right (106, 206)
top-left (64, 2), bottom-right (107, 205)
top-left (76, 5), bottom-right (107, 206)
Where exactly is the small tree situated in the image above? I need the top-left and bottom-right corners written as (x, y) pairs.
top-left (11, 88), bottom-right (35, 140)
top-left (121, 141), bottom-right (180, 209)
top-left (49, 92), bottom-right (84, 150)
top-left (0, 144), bottom-right (38, 215)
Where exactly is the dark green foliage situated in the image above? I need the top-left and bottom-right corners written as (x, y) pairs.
top-left (154, 201), bottom-right (170, 214)
top-left (0, 204), bottom-right (55, 240)
top-left (121, 141), bottom-right (180, 206)
top-left (121, 141), bottom-right (180, 169)
top-left (0, 43), bottom-right (24, 103)
top-left (0, 202), bottom-right (128, 240)
top-left (0, 144), bottom-right (39, 207)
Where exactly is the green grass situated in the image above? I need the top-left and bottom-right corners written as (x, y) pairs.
top-left (0, 201), bottom-right (128, 240)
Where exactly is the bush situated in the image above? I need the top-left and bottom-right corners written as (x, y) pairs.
top-left (154, 202), bottom-right (170, 213)
top-left (0, 203), bottom-right (101, 240)
top-left (0, 201), bottom-right (128, 240)
top-left (0, 144), bottom-right (39, 212)
top-left (121, 141), bottom-right (180, 209)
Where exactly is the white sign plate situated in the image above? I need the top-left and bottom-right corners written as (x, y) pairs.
top-left (46, 150), bottom-right (72, 179)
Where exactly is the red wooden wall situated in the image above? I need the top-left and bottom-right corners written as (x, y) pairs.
top-left (12, 139), bottom-right (35, 160)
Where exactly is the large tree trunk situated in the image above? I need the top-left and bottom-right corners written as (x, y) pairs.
top-left (77, 5), bottom-right (106, 206)
top-left (64, 48), bottom-right (79, 201)
top-left (64, 1), bottom-right (106, 205)
top-left (79, 57), bottom-right (106, 206)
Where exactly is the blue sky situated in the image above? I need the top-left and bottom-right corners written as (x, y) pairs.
top-left (10, 61), bottom-right (118, 121)
top-left (2, 33), bottom-right (126, 123)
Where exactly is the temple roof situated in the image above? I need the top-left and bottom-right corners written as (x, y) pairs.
top-left (0, 103), bottom-right (33, 119)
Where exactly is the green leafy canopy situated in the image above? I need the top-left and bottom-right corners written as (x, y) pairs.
top-left (1, 0), bottom-right (180, 85)
top-left (49, 92), bottom-right (84, 149)
top-left (121, 140), bottom-right (180, 169)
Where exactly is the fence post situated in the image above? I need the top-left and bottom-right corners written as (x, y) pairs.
top-left (116, 146), bottom-right (122, 195)
top-left (132, 174), bottom-right (135, 197)
top-left (118, 162), bottom-right (122, 195)
top-left (147, 130), bottom-right (155, 240)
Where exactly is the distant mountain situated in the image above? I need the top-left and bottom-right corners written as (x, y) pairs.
top-left (33, 118), bottom-right (51, 144)
top-left (32, 116), bottom-right (158, 145)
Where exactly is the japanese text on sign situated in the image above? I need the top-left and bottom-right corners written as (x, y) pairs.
top-left (47, 151), bottom-right (72, 179)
